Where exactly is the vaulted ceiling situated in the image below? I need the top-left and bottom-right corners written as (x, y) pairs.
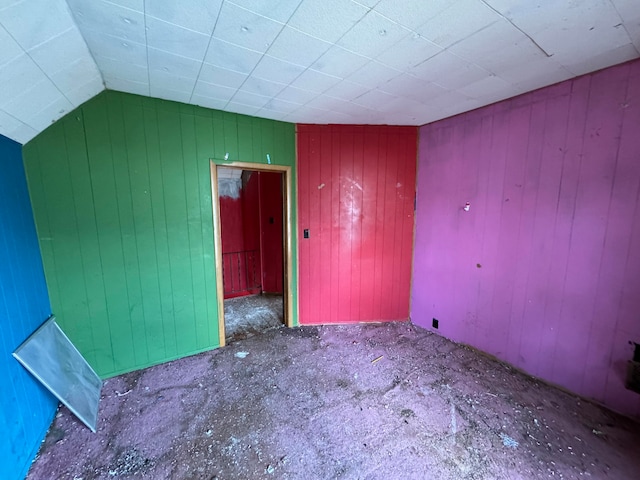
top-left (1, 0), bottom-right (639, 144)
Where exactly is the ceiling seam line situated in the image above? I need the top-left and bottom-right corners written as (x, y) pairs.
top-left (479, 0), bottom-right (553, 58)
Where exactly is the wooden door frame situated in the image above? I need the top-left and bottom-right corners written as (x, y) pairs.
top-left (210, 160), bottom-right (294, 347)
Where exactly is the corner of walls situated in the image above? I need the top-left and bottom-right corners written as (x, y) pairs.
top-left (22, 91), bottom-right (298, 377)
top-left (0, 133), bottom-right (57, 480)
top-left (411, 59), bottom-right (640, 418)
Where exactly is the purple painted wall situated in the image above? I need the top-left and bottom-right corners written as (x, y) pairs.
top-left (412, 59), bottom-right (640, 418)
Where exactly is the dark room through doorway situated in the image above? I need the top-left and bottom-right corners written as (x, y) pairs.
top-left (214, 164), bottom-right (286, 343)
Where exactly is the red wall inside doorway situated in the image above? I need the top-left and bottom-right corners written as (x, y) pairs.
top-left (219, 170), bottom-right (283, 299)
top-left (260, 172), bottom-right (284, 294)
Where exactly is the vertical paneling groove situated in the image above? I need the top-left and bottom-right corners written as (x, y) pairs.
top-left (0, 133), bottom-right (56, 480)
top-left (23, 91), bottom-right (297, 378)
top-left (412, 59), bottom-right (640, 418)
top-left (297, 125), bottom-right (417, 325)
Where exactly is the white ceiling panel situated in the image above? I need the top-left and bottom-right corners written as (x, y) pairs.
top-left (337, 11), bottom-right (410, 58)
top-left (266, 26), bottom-right (331, 66)
top-left (66, 0), bottom-right (145, 44)
top-left (192, 94), bottom-right (227, 111)
top-left (287, 0), bottom-right (368, 43)
top-left (351, 89), bottom-right (397, 110)
top-left (230, 90), bottom-right (271, 109)
top-left (416, 0), bottom-right (501, 48)
top-left (0, 24), bottom-right (24, 66)
top-left (241, 76), bottom-right (287, 97)
top-left (324, 80), bottom-right (367, 101)
top-left (290, 68), bottom-right (341, 93)
top-left (410, 51), bottom-right (490, 90)
top-left (0, 0), bottom-right (74, 50)
top-left (8, 123), bottom-right (38, 144)
top-left (145, 0), bottom-right (223, 35)
top-left (95, 55), bottom-right (148, 84)
top-left (28, 27), bottom-right (89, 75)
top-left (204, 38), bottom-right (263, 74)
top-left (149, 69), bottom-right (196, 94)
top-left (64, 75), bottom-right (104, 106)
top-left (275, 86), bottom-right (317, 104)
top-left (1, 0), bottom-right (639, 144)
top-left (149, 86), bottom-right (192, 104)
top-left (0, 108), bottom-right (27, 134)
top-left (50, 57), bottom-right (101, 93)
top-left (347, 61), bottom-right (400, 89)
top-left (311, 46), bottom-right (370, 78)
top-left (485, 0), bottom-right (637, 71)
top-left (252, 56), bottom-right (306, 84)
top-left (213, 1), bottom-right (284, 53)
top-left (146, 17), bottom-right (211, 60)
top-left (0, 54), bottom-right (49, 106)
top-left (148, 48), bottom-right (202, 78)
top-left (373, 0), bottom-right (455, 31)
top-left (260, 97), bottom-right (300, 114)
top-left (225, 101), bottom-right (260, 116)
top-left (198, 63), bottom-right (248, 89)
top-left (229, 0), bottom-right (303, 24)
top-left (192, 81), bottom-right (236, 102)
top-left (458, 75), bottom-right (517, 100)
top-left (103, 76), bottom-right (149, 97)
top-left (381, 75), bottom-right (447, 103)
top-left (611, 0), bottom-right (640, 49)
top-left (564, 42), bottom-right (639, 77)
top-left (375, 33), bottom-right (443, 71)
top-left (82, 31), bottom-right (147, 65)
top-left (3, 79), bottom-right (65, 120)
top-left (26, 96), bottom-right (74, 132)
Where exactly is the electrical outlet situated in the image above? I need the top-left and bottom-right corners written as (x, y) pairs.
top-left (432, 318), bottom-right (439, 329)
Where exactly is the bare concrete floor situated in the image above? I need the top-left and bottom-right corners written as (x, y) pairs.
top-left (28, 322), bottom-right (640, 480)
top-left (224, 294), bottom-right (283, 342)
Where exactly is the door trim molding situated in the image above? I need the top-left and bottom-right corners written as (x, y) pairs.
top-left (210, 160), bottom-right (294, 347)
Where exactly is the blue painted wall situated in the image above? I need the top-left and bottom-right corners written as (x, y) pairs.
top-left (0, 133), bottom-right (56, 479)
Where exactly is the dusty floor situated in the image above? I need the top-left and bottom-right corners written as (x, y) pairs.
top-left (224, 294), bottom-right (283, 342)
top-left (28, 322), bottom-right (640, 480)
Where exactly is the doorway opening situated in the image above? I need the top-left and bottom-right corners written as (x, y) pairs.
top-left (210, 161), bottom-right (293, 346)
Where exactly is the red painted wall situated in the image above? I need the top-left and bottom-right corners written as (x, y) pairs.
top-left (219, 196), bottom-right (244, 253)
top-left (260, 172), bottom-right (284, 294)
top-left (297, 124), bottom-right (417, 324)
top-left (220, 172), bottom-right (262, 298)
top-left (220, 170), bottom-right (284, 298)
top-left (412, 59), bottom-right (640, 418)
top-left (241, 172), bottom-right (261, 253)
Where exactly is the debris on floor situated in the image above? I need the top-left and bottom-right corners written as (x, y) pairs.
top-left (224, 294), bottom-right (283, 342)
top-left (28, 322), bottom-right (640, 479)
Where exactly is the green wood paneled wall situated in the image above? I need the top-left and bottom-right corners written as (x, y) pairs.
top-left (22, 91), bottom-right (297, 378)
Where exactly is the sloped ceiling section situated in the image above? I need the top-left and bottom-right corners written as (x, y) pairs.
top-left (1, 0), bottom-right (640, 145)
top-left (0, 0), bottom-right (104, 144)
